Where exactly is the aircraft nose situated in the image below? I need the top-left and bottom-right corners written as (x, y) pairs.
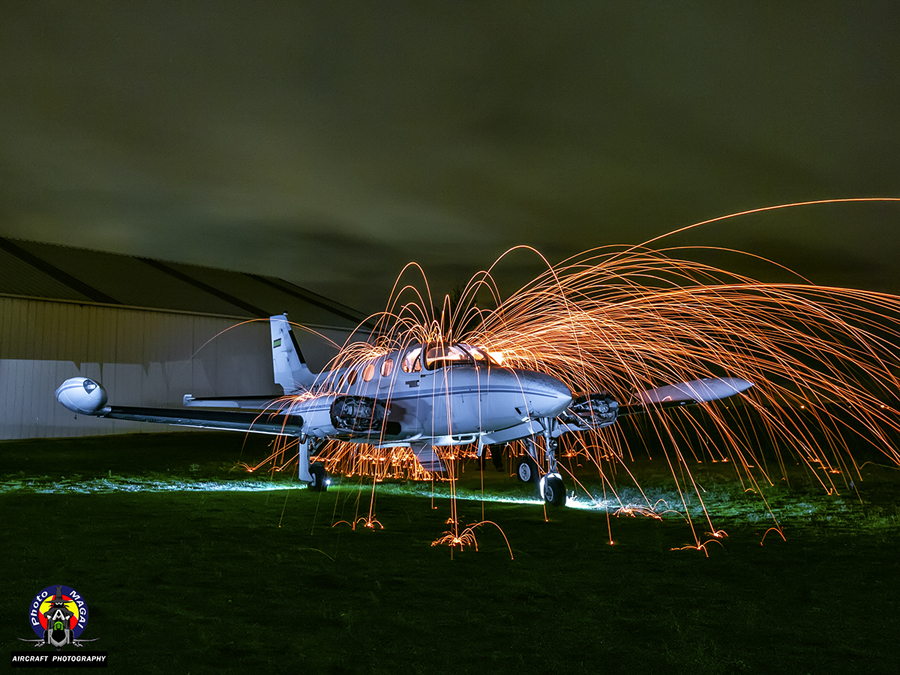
top-left (513, 370), bottom-right (573, 419)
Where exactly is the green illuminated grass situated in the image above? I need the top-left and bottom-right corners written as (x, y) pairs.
top-left (2, 433), bottom-right (900, 674)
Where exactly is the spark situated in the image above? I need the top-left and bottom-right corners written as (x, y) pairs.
top-left (613, 505), bottom-right (665, 520)
top-left (670, 539), bottom-right (726, 557)
top-left (431, 520), bottom-right (514, 559)
top-left (333, 517), bottom-right (384, 531)
top-left (760, 527), bottom-right (788, 546)
top-left (244, 199), bottom-right (900, 549)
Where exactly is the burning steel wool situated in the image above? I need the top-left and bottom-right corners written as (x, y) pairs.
top-left (55, 199), bottom-right (900, 552)
top-left (243, 200), bottom-right (900, 552)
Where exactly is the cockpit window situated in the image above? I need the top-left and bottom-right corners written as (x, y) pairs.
top-left (401, 347), bottom-right (422, 373)
top-left (473, 346), bottom-right (504, 366)
top-left (424, 343), bottom-right (497, 370)
top-left (469, 347), bottom-right (489, 363)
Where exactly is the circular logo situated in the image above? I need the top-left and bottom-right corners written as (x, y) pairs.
top-left (29, 585), bottom-right (89, 639)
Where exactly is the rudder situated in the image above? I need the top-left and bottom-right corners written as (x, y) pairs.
top-left (270, 314), bottom-right (317, 394)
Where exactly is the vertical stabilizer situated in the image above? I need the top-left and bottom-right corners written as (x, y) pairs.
top-left (270, 314), bottom-right (317, 394)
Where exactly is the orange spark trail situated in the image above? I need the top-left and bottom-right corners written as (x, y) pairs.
top-left (245, 199), bottom-right (900, 549)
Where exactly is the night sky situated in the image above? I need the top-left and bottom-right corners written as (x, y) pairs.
top-left (2, 2), bottom-right (900, 314)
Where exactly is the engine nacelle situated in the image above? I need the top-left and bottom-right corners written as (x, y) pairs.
top-left (56, 377), bottom-right (109, 416)
top-left (330, 396), bottom-right (388, 434)
top-left (563, 393), bottom-right (619, 428)
top-left (286, 394), bottom-right (390, 438)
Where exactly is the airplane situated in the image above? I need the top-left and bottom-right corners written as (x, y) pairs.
top-left (55, 314), bottom-right (753, 506)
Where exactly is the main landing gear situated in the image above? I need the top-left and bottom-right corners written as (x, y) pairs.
top-left (300, 436), bottom-right (329, 492)
top-left (514, 425), bottom-right (567, 507)
top-left (308, 462), bottom-right (328, 492)
top-left (515, 453), bottom-right (539, 483)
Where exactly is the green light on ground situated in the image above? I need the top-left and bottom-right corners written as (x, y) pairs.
top-left (0, 476), bottom-right (302, 494)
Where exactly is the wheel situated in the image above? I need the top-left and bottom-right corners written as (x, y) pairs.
top-left (308, 462), bottom-right (328, 492)
top-left (541, 473), bottom-right (566, 507)
top-left (516, 455), bottom-right (539, 483)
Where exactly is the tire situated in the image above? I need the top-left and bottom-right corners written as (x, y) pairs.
top-left (308, 463), bottom-right (328, 492)
top-left (541, 473), bottom-right (566, 507)
top-left (516, 455), bottom-right (539, 483)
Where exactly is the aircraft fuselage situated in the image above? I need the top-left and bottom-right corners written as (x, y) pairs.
top-left (289, 349), bottom-right (573, 448)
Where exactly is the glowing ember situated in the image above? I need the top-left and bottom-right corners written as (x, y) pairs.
top-left (333, 517), bottom-right (384, 531)
top-left (431, 520), bottom-right (514, 559)
top-left (246, 199), bottom-right (900, 550)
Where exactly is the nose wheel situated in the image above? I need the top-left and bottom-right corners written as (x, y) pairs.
top-left (515, 430), bottom-right (567, 506)
top-left (539, 421), bottom-right (567, 506)
top-left (540, 473), bottom-right (566, 507)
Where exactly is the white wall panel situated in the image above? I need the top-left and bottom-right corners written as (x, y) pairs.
top-left (0, 297), bottom-right (285, 440)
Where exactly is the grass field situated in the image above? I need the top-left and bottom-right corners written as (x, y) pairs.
top-left (2, 432), bottom-right (900, 674)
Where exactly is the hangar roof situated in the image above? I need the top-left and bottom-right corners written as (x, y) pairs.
top-left (0, 237), bottom-right (369, 329)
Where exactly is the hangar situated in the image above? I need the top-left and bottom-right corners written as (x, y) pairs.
top-left (0, 237), bottom-right (369, 440)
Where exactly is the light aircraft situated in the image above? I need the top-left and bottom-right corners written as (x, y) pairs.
top-left (55, 314), bottom-right (752, 506)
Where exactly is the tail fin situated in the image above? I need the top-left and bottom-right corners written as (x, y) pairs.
top-left (270, 314), bottom-right (317, 394)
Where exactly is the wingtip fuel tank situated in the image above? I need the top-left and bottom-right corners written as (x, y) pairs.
top-left (55, 377), bottom-right (109, 415)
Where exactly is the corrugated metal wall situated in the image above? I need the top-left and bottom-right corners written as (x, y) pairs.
top-left (0, 296), bottom-right (351, 439)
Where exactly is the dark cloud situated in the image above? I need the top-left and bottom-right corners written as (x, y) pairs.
top-left (2, 2), bottom-right (900, 314)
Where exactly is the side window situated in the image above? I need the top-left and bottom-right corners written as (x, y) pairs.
top-left (381, 358), bottom-right (394, 377)
top-left (347, 370), bottom-right (357, 386)
top-left (363, 364), bottom-right (375, 382)
top-left (401, 347), bottom-right (422, 373)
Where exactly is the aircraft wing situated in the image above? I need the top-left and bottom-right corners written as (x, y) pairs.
top-left (182, 394), bottom-right (281, 410)
top-left (97, 405), bottom-right (304, 435)
top-left (56, 377), bottom-right (303, 436)
top-left (618, 376), bottom-right (753, 417)
top-left (552, 377), bottom-right (752, 438)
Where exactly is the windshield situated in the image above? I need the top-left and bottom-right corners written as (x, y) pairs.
top-left (423, 343), bottom-right (499, 370)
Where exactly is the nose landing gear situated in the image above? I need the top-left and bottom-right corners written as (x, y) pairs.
top-left (539, 426), bottom-right (566, 507)
top-left (540, 473), bottom-right (565, 507)
top-left (514, 423), bottom-right (567, 507)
